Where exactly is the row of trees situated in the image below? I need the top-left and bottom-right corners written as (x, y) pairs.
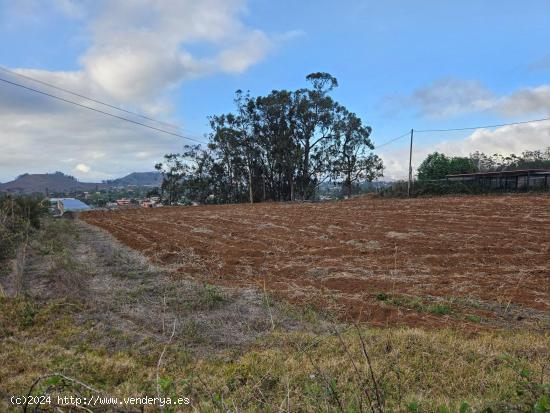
top-left (417, 148), bottom-right (550, 181)
top-left (155, 73), bottom-right (383, 204)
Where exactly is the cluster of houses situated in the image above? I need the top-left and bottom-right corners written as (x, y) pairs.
top-left (48, 196), bottom-right (162, 216)
top-left (105, 197), bottom-right (161, 209)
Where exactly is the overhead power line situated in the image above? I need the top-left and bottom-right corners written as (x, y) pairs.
top-left (0, 77), bottom-right (208, 145)
top-left (3, 68), bottom-right (550, 166)
top-left (373, 131), bottom-right (411, 150)
top-left (415, 116), bottom-right (550, 133)
top-left (374, 116), bottom-right (550, 152)
top-left (0, 65), bottom-right (184, 131)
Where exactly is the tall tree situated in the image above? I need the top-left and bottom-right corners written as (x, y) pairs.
top-left (332, 108), bottom-right (382, 196)
top-left (158, 73), bottom-right (385, 204)
top-left (155, 153), bottom-right (189, 205)
top-left (293, 72), bottom-right (340, 199)
top-left (254, 90), bottom-right (298, 201)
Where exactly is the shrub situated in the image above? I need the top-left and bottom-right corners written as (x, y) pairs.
top-left (0, 195), bottom-right (46, 261)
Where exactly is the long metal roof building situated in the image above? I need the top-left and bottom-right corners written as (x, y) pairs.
top-left (50, 198), bottom-right (91, 215)
top-left (446, 168), bottom-right (550, 190)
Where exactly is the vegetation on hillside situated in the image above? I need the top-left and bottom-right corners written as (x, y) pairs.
top-left (155, 73), bottom-right (384, 205)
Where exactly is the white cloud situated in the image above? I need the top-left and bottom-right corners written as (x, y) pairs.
top-left (0, 0), bottom-right (299, 181)
top-left (378, 75), bottom-right (550, 179)
top-left (410, 78), bottom-right (494, 118)
top-left (218, 30), bottom-right (273, 73)
top-left (0, 94), bottom-right (184, 181)
top-left (12, 0), bottom-right (279, 107)
top-left (452, 122), bottom-right (550, 156)
top-left (379, 121), bottom-right (550, 180)
top-left (74, 163), bottom-right (91, 173)
top-left (495, 85), bottom-right (550, 117)
top-left (378, 146), bottom-right (412, 180)
top-left (407, 77), bottom-right (550, 120)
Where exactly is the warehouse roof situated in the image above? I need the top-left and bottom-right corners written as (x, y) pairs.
top-left (53, 198), bottom-right (91, 212)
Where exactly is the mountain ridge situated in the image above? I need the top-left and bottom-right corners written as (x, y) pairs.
top-left (0, 171), bottom-right (162, 194)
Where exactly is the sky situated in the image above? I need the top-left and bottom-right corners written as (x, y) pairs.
top-left (0, 0), bottom-right (549, 182)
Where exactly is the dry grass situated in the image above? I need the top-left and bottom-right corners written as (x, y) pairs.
top-left (1, 295), bottom-right (549, 412)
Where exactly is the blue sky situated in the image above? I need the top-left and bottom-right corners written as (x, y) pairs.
top-left (1, 0), bottom-right (549, 182)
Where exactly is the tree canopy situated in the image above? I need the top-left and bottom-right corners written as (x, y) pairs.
top-left (417, 148), bottom-right (550, 181)
top-left (156, 73), bottom-right (383, 204)
top-left (417, 152), bottom-right (476, 181)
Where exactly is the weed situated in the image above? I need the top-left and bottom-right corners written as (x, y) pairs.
top-left (181, 319), bottom-right (202, 343)
top-left (197, 283), bottom-right (225, 310)
top-left (379, 293), bottom-right (454, 316)
top-left (427, 304), bottom-right (452, 315)
top-left (466, 314), bottom-right (482, 323)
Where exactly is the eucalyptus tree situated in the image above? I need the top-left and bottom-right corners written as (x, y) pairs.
top-left (254, 89), bottom-right (298, 201)
top-left (332, 108), bottom-right (383, 196)
top-left (157, 72), bottom-right (385, 204)
top-left (155, 153), bottom-right (189, 205)
top-left (292, 72), bottom-right (340, 199)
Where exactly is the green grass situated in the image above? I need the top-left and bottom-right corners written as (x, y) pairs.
top-left (427, 303), bottom-right (453, 315)
top-left (196, 283), bottom-right (226, 310)
top-left (466, 314), bottom-right (482, 323)
top-left (377, 293), bottom-right (454, 316)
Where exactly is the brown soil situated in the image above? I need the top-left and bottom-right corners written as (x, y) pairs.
top-left (81, 195), bottom-right (550, 330)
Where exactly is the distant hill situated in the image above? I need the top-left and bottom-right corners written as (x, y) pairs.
top-left (0, 171), bottom-right (162, 195)
top-left (104, 171), bottom-right (162, 187)
top-left (0, 172), bottom-right (104, 194)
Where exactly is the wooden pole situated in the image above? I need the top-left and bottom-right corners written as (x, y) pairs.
top-left (407, 129), bottom-right (414, 197)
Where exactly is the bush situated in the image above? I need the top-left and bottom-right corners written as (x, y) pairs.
top-left (0, 195), bottom-right (46, 261)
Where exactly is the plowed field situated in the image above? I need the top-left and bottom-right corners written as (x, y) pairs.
top-left (81, 195), bottom-right (550, 330)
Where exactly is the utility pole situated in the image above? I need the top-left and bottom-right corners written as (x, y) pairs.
top-left (407, 129), bottom-right (414, 197)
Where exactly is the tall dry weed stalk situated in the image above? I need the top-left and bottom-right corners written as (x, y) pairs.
top-left (13, 223), bottom-right (30, 297)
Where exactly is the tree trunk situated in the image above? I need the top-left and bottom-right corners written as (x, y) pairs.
top-left (302, 145), bottom-right (310, 200)
top-left (247, 162), bottom-right (254, 204)
top-left (262, 174), bottom-right (266, 202)
top-left (347, 169), bottom-right (352, 198)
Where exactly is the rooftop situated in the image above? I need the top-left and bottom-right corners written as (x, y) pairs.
top-left (51, 198), bottom-right (91, 211)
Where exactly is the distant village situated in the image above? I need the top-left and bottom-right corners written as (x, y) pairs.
top-left (48, 189), bottom-right (164, 216)
top-left (48, 194), bottom-right (163, 216)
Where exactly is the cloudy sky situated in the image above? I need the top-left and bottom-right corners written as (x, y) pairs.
top-left (0, 0), bottom-right (549, 182)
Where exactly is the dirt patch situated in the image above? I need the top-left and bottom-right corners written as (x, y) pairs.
top-left (385, 231), bottom-right (423, 239)
top-left (81, 195), bottom-right (550, 330)
top-left (1, 219), bottom-right (312, 353)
